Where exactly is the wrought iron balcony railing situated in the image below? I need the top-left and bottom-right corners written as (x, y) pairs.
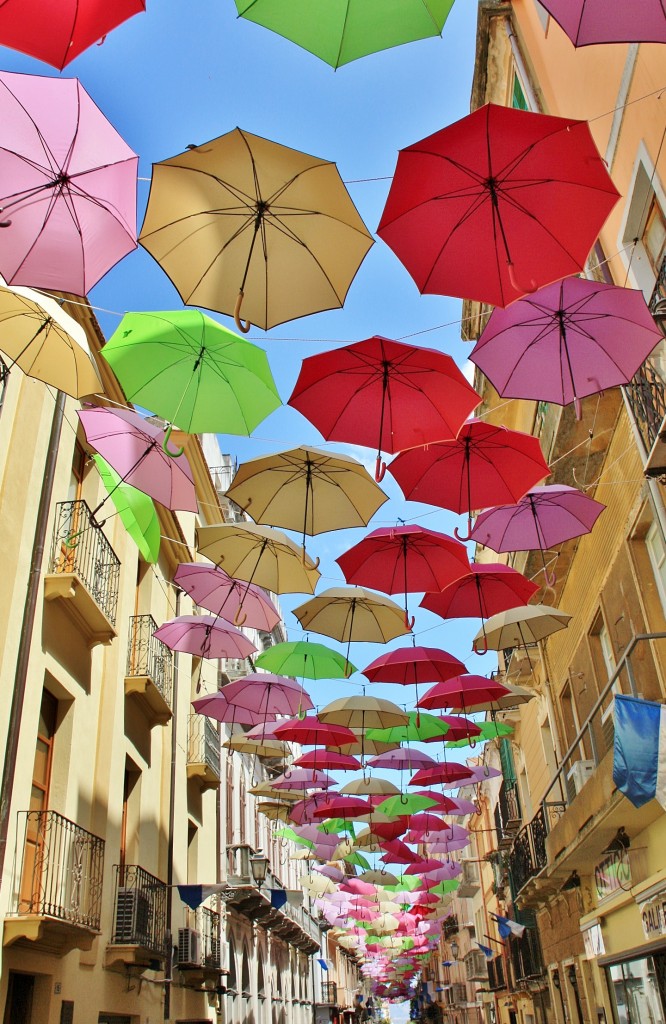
top-left (508, 803), bottom-right (563, 898)
top-left (487, 956), bottom-right (506, 991)
top-left (48, 499), bottom-right (120, 626)
top-left (320, 982), bottom-right (338, 1004)
top-left (624, 257), bottom-right (666, 456)
top-left (126, 614), bottom-right (173, 706)
top-left (8, 810), bottom-right (104, 931)
top-left (510, 923), bottom-right (545, 981)
top-left (110, 863), bottom-right (168, 955)
top-left (188, 713), bottom-right (221, 781)
top-left (201, 905), bottom-right (221, 968)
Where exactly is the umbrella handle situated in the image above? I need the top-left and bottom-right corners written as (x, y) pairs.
top-left (233, 607), bottom-right (248, 627)
top-left (234, 290), bottom-right (252, 334)
top-left (404, 612), bottom-right (415, 630)
top-left (474, 636), bottom-right (489, 656)
top-left (574, 397), bottom-right (582, 421)
top-left (302, 547), bottom-right (320, 570)
top-left (544, 568), bottom-right (557, 588)
top-left (374, 455), bottom-right (387, 483)
top-left (162, 423), bottom-right (184, 458)
top-left (454, 517), bottom-right (473, 542)
top-left (88, 512), bottom-right (107, 531)
top-left (507, 261), bottom-right (538, 296)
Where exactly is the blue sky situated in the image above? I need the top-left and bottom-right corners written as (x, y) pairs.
top-left (0, 2), bottom-right (499, 709)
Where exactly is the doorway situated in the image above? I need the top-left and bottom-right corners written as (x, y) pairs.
top-left (3, 972), bottom-right (35, 1024)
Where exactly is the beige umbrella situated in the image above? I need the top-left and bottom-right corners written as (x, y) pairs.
top-left (257, 801), bottom-right (292, 822)
top-left (0, 282), bottom-right (102, 398)
top-left (472, 604), bottom-right (571, 653)
top-left (292, 587), bottom-right (411, 666)
top-left (360, 870), bottom-right (399, 886)
top-left (223, 735), bottom-right (291, 758)
top-left (319, 695), bottom-right (408, 731)
top-left (337, 935), bottom-right (360, 950)
top-left (331, 839), bottom-right (355, 859)
top-left (372, 913), bottom-right (399, 934)
top-left (249, 781), bottom-right (302, 802)
top-left (352, 830), bottom-right (384, 851)
top-left (225, 446), bottom-right (388, 557)
top-left (340, 777), bottom-right (400, 797)
top-left (334, 733), bottom-right (401, 757)
top-left (461, 681), bottom-right (537, 713)
top-left (300, 872), bottom-right (336, 896)
top-left (196, 522), bottom-right (320, 596)
top-left (139, 127), bottom-right (374, 333)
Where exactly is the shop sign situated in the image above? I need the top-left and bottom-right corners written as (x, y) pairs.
top-left (582, 922), bottom-right (606, 959)
top-left (594, 848), bottom-right (631, 902)
top-left (638, 891), bottom-right (666, 940)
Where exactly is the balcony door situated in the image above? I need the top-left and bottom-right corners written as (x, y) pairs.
top-left (20, 690), bottom-right (57, 912)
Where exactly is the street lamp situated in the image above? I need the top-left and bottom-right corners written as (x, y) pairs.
top-left (450, 941), bottom-right (459, 960)
top-left (250, 849), bottom-right (269, 886)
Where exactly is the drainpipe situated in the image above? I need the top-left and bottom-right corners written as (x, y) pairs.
top-left (0, 390), bottom-right (66, 884)
top-left (504, 20), bottom-right (541, 112)
top-left (164, 585), bottom-right (181, 1021)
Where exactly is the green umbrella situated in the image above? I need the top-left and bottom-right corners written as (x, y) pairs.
top-left (383, 875), bottom-right (421, 892)
top-left (478, 721), bottom-right (514, 740)
top-left (366, 711), bottom-right (449, 744)
top-left (375, 793), bottom-right (438, 816)
top-left (235, 0), bottom-right (455, 69)
top-left (344, 851), bottom-right (371, 870)
top-left (428, 879), bottom-right (460, 896)
top-left (446, 737), bottom-right (483, 749)
top-left (102, 310), bottom-right (281, 453)
top-left (92, 454), bottom-right (160, 563)
top-left (255, 640), bottom-right (356, 680)
top-left (319, 819), bottom-right (356, 837)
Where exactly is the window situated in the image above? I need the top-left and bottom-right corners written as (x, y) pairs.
top-left (621, 156), bottom-right (666, 299)
top-left (646, 520), bottom-right (666, 613)
top-left (643, 196), bottom-right (666, 277)
top-left (511, 71), bottom-right (529, 111)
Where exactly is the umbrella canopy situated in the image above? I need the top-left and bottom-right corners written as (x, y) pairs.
top-left (434, 715), bottom-right (482, 742)
top-left (470, 485), bottom-right (606, 585)
top-left (538, 0), bottom-right (666, 45)
top-left (78, 406), bottom-right (197, 514)
top-left (376, 794), bottom-right (438, 816)
top-left (102, 311), bottom-right (281, 441)
top-left (0, 283), bottom-right (102, 398)
top-left (377, 102), bottom-right (619, 308)
top-left (173, 563), bottom-right (280, 631)
top-left (472, 605), bottom-right (572, 652)
top-left (216, 673), bottom-right (313, 716)
top-left (274, 716), bottom-right (357, 747)
top-left (255, 639), bottom-right (356, 680)
top-left (139, 127), bottom-right (373, 332)
top-left (154, 615), bottom-right (257, 661)
top-left (249, 781), bottom-right (302, 802)
top-left (469, 279), bottom-right (662, 410)
top-left (389, 420), bottom-right (550, 539)
top-left (234, 0), bottom-right (455, 67)
top-left (417, 675), bottom-right (512, 711)
top-left (195, 523), bottom-right (320, 595)
top-left (192, 691), bottom-right (276, 728)
top-left (312, 796), bottom-right (374, 820)
top-left (362, 646), bottom-right (465, 686)
top-left (0, 1), bottom-right (145, 69)
top-left (273, 769), bottom-right (335, 791)
top-left (288, 335), bottom-right (480, 480)
top-left (333, 734), bottom-right (402, 757)
top-left (256, 801), bottom-right (292, 821)
top-left (319, 695), bottom-right (409, 731)
top-left (294, 750), bottom-right (362, 772)
top-left (341, 778), bottom-right (401, 797)
top-left (421, 564), bottom-right (538, 622)
top-left (225, 445), bottom-right (388, 552)
top-left (0, 72), bottom-right (137, 294)
top-left (92, 455), bottom-right (160, 564)
top-left (337, 525), bottom-right (470, 626)
top-left (224, 736), bottom-right (290, 758)
top-left (366, 711), bottom-right (450, 744)
top-left (367, 749), bottom-right (437, 772)
top-left (292, 587), bottom-right (411, 646)
top-left (459, 681), bottom-right (537, 714)
top-left (409, 763), bottom-right (475, 787)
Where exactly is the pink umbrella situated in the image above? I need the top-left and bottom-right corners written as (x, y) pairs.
top-left (539, 0), bottom-right (666, 45)
top-left (0, 72), bottom-right (137, 294)
top-left (273, 769), bottom-right (335, 791)
top-left (419, 862), bottom-right (464, 881)
top-left (470, 485), bottom-right (606, 586)
top-left (78, 406), bottom-right (197, 517)
top-left (294, 750), bottom-right (362, 772)
top-left (154, 615), bottom-right (256, 660)
top-left (467, 765), bottom-right (502, 783)
top-left (423, 840), bottom-right (470, 855)
top-left (289, 792), bottom-right (337, 824)
top-left (470, 278), bottom-right (662, 413)
top-left (368, 749), bottom-right (437, 771)
top-left (173, 563), bottom-right (280, 630)
top-left (413, 791), bottom-right (475, 815)
top-left (245, 719), bottom-right (284, 740)
top-left (405, 824), bottom-right (468, 843)
top-left (445, 796), bottom-right (479, 815)
top-left (215, 674), bottom-right (313, 717)
top-left (191, 691), bottom-right (276, 728)
top-left (434, 715), bottom-right (482, 742)
top-left (341, 879), bottom-right (378, 896)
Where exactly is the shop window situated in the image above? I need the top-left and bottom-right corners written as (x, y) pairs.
top-left (607, 956), bottom-right (666, 1023)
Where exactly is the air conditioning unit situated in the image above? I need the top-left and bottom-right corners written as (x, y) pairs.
top-left (465, 950), bottom-right (488, 982)
top-left (566, 759), bottom-right (595, 799)
top-left (177, 927), bottom-right (202, 966)
top-left (114, 888), bottom-right (151, 945)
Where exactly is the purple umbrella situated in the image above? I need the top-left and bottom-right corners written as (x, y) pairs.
top-left (540, 0), bottom-right (666, 46)
top-left (212, 673), bottom-right (313, 717)
top-left (192, 691), bottom-right (276, 728)
top-left (154, 615), bottom-right (257, 660)
top-left (272, 769), bottom-right (335, 791)
top-left (0, 72), bottom-right (137, 295)
top-left (367, 749), bottom-right (437, 771)
top-left (471, 484), bottom-right (605, 586)
top-left (78, 406), bottom-right (197, 517)
top-left (289, 792), bottom-right (339, 825)
top-left (174, 563), bottom-right (280, 630)
top-left (470, 278), bottom-right (662, 414)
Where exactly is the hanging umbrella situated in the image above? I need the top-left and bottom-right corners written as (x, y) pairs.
top-left (292, 587), bottom-right (411, 663)
top-left (294, 750), bottom-right (362, 772)
top-left (192, 691), bottom-right (275, 728)
top-left (312, 796), bottom-right (374, 820)
top-left (288, 335), bottom-right (480, 481)
top-left (366, 711), bottom-right (450, 744)
top-left (244, 720), bottom-right (285, 740)
top-left (456, 681), bottom-right (537, 714)
top-left (225, 445), bottom-right (387, 556)
top-left (224, 736), bottom-right (290, 758)
top-left (361, 646), bottom-right (466, 706)
top-left (273, 769), bottom-right (335, 791)
top-left (0, 283), bottom-right (102, 398)
top-left (173, 563), bottom-right (280, 630)
top-left (337, 526), bottom-right (470, 627)
top-left (470, 278), bottom-right (662, 414)
top-left (408, 763), bottom-right (475, 787)
top-left (256, 801), bottom-right (292, 821)
top-left (213, 673), bottom-right (313, 717)
top-left (417, 675), bottom-right (513, 712)
top-left (249, 780), bottom-right (302, 801)
top-left (360, 870), bottom-right (400, 887)
top-left (139, 127), bottom-right (373, 332)
top-left (435, 715), bottom-right (482, 742)
top-left (333, 734), bottom-right (402, 757)
top-left (421, 563), bottom-right (538, 652)
top-left (472, 605), bottom-right (572, 653)
top-left (466, 765), bottom-right (502, 783)
top-left (412, 792), bottom-right (473, 815)
top-left (377, 102), bottom-right (619, 308)
top-left (274, 716), bottom-right (357, 747)
top-left (0, 1), bottom-right (146, 69)
top-left (256, 639), bottom-right (356, 680)
top-left (367, 749), bottom-right (437, 772)
top-left (376, 794), bottom-right (438, 816)
top-left (234, 0), bottom-right (455, 67)
top-left (477, 721), bottom-right (514, 740)
top-left (0, 72), bottom-right (137, 294)
top-left (195, 523), bottom-right (320, 595)
top-left (289, 793), bottom-right (337, 825)
top-left (78, 406), bottom-right (197, 518)
top-left (92, 455), bottom-right (160, 564)
top-left (341, 778), bottom-right (401, 797)
top-left (154, 615), bottom-right (257, 661)
top-left (102, 311), bottom-right (281, 452)
top-left (389, 420), bottom-right (550, 540)
top-left (319, 695), bottom-right (409, 731)
top-left (470, 485), bottom-right (606, 586)
top-left (538, 0), bottom-right (666, 45)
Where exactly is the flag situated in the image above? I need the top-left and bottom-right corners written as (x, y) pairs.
top-left (286, 890), bottom-right (304, 907)
top-left (176, 884), bottom-right (226, 910)
top-left (476, 942), bottom-right (495, 959)
top-left (318, 959), bottom-right (329, 971)
top-left (271, 888), bottom-right (288, 910)
top-left (613, 694), bottom-right (666, 810)
top-left (491, 913), bottom-right (525, 939)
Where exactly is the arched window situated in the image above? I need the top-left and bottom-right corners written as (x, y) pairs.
top-left (241, 944), bottom-right (252, 1024)
top-left (226, 936), bottom-right (238, 1024)
top-left (257, 955), bottom-right (267, 1024)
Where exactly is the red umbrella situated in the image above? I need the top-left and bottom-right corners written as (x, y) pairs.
top-left (417, 675), bottom-right (511, 712)
top-left (377, 103), bottom-right (619, 308)
top-left (428, 715), bottom-right (481, 743)
top-left (312, 796), bottom-right (374, 820)
top-left (413, 791), bottom-right (473, 814)
top-left (409, 763), bottom-right (475, 787)
top-left (380, 840), bottom-right (421, 865)
top-left (288, 335), bottom-right (480, 481)
top-left (389, 420), bottom-right (550, 540)
top-left (362, 646), bottom-right (466, 686)
top-left (274, 716), bottom-right (357, 747)
top-left (293, 750), bottom-right (362, 772)
top-left (337, 525), bottom-right (470, 626)
top-left (0, 2), bottom-right (145, 69)
top-left (288, 793), bottom-right (336, 825)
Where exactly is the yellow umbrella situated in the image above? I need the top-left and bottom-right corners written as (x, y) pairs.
top-left (139, 128), bottom-right (374, 333)
top-left (372, 913), bottom-right (399, 934)
top-left (0, 282), bottom-right (102, 398)
top-left (293, 586), bottom-right (411, 646)
top-left (225, 446), bottom-right (388, 556)
top-left (196, 522), bottom-right (320, 595)
top-left (319, 695), bottom-right (408, 731)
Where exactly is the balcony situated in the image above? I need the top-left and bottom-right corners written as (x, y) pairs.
top-left (465, 949), bottom-right (488, 982)
top-left (4, 810), bottom-right (104, 954)
top-left (175, 905), bottom-right (221, 987)
top-left (105, 863), bottom-right (168, 968)
top-left (495, 783), bottom-right (521, 850)
top-left (487, 956), bottom-right (506, 991)
top-left (187, 714), bottom-right (221, 789)
top-left (443, 916), bottom-right (459, 939)
top-left (510, 922), bottom-right (545, 982)
top-left (457, 860), bottom-right (480, 899)
top-left (124, 615), bottom-right (173, 726)
top-left (625, 258), bottom-right (666, 474)
top-left (319, 982), bottom-right (338, 1005)
top-left (44, 500), bottom-right (120, 646)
